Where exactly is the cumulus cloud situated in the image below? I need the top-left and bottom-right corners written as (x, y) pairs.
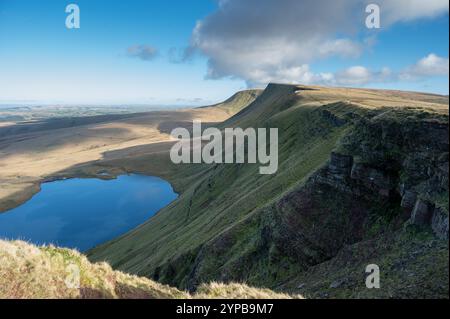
top-left (400, 53), bottom-right (449, 80)
top-left (334, 66), bottom-right (392, 86)
top-left (311, 54), bottom-right (448, 87)
top-left (126, 45), bottom-right (159, 61)
top-left (379, 0), bottom-right (449, 24)
top-left (187, 0), bottom-right (448, 86)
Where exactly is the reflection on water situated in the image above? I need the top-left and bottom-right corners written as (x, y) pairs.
top-left (0, 174), bottom-right (177, 251)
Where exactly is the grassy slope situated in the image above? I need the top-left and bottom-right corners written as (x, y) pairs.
top-left (88, 84), bottom-right (449, 297)
top-left (280, 227), bottom-right (449, 299)
top-left (0, 240), bottom-right (299, 299)
top-left (87, 85), bottom-right (356, 277)
top-left (201, 89), bottom-right (263, 115)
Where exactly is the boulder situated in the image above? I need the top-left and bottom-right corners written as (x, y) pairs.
top-left (437, 162), bottom-right (449, 189)
top-left (410, 199), bottom-right (433, 226)
top-left (401, 190), bottom-right (417, 210)
top-left (328, 153), bottom-right (353, 178)
top-left (329, 278), bottom-right (347, 289)
top-left (431, 207), bottom-right (449, 240)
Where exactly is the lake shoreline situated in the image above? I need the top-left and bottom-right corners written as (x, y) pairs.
top-left (0, 172), bottom-right (178, 251)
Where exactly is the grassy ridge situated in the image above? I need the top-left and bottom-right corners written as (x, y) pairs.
top-left (88, 84), bottom-right (448, 297)
top-left (87, 85), bottom-right (355, 282)
top-left (201, 89), bottom-right (263, 115)
top-left (0, 240), bottom-right (299, 299)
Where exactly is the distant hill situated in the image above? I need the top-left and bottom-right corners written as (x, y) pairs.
top-left (0, 91), bottom-right (255, 214)
top-left (201, 89), bottom-right (263, 114)
top-left (88, 84), bottom-right (449, 298)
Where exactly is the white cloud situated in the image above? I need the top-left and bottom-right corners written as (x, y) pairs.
top-left (126, 45), bottom-right (159, 61)
top-left (317, 55), bottom-right (448, 87)
top-left (273, 53), bottom-right (447, 88)
top-left (188, 0), bottom-right (449, 86)
top-left (334, 66), bottom-right (393, 86)
top-left (378, 0), bottom-right (449, 24)
top-left (318, 39), bottom-right (363, 58)
top-left (400, 53), bottom-right (449, 80)
top-left (335, 66), bottom-right (373, 86)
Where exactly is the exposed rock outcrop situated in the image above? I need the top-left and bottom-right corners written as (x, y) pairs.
top-left (337, 111), bottom-right (449, 239)
top-left (350, 162), bottom-right (393, 197)
top-left (328, 152), bottom-right (353, 179)
top-left (431, 207), bottom-right (449, 240)
top-left (401, 190), bottom-right (418, 211)
top-left (410, 199), bottom-right (433, 226)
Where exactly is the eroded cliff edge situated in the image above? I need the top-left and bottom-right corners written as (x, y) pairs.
top-left (162, 107), bottom-right (448, 298)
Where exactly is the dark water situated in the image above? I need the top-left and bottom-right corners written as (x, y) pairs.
top-left (0, 174), bottom-right (177, 251)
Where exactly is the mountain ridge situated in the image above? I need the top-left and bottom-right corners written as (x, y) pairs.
top-left (88, 83), bottom-right (449, 298)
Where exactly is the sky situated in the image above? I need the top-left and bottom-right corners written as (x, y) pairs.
top-left (0, 0), bottom-right (448, 105)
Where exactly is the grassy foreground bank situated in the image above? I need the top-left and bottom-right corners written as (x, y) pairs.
top-left (0, 240), bottom-right (300, 299)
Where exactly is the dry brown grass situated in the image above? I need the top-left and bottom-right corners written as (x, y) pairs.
top-left (0, 108), bottom-right (231, 212)
top-left (0, 240), bottom-right (299, 299)
top-left (1, 85), bottom-right (447, 213)
top-left (296, 85), bottom-right (449, 112)
top-left (195, 282), bottom-right (302, 299)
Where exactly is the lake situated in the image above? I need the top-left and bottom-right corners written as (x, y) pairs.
top-left (0, 174), bottom-right (178, 251)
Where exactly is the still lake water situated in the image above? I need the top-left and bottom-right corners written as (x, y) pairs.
top-left (0, 174), bottom-right (177, 251)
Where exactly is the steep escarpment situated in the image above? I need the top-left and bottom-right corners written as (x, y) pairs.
top-left (88, 84), bottom-right (349, 280)
top-left (337, 109), bottom-right (448, 237)
top-left (89, 84), bottom-right (449, 298)
top-left (174, 108), bottom-right (449, 298)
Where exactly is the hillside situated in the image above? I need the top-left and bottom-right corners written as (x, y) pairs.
top-left (0, 91), bottom-right (260, 213)
top-left (0, 240), bottom-right (299, 299)
top-left (88, 84), bottom-right (449, 298)
top-left (201, 89), bottom-right (263, 115)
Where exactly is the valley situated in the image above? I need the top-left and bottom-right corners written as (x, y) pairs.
top-left (0, 90), bottom-right (260, 213)
top-left (0, 84), bottom-right (448, 299)
top-left (87, 84), bottom-right (449, 298)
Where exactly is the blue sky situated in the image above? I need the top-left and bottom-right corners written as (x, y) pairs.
top-left (0, 0), bottom-right (448, 105)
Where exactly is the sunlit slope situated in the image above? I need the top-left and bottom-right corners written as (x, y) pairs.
top-left (0, 90), bottom-right (260, 213)
top-left (87, 85), bottom-right (361, 274)
top-left (201, 89), bottom-right (263, 115)
top-left (88, 84), bottom-right (448, 298)
top-left (0, 240), bottom-right (299, 299)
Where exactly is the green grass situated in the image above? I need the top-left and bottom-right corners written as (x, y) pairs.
top-left (280, 227), bottom-right (449, 299)
top-left (202, 89), bottom-right (263, 115)
top-left (88, 84), bottom-right (448, 297)
top-left (88, 85), bottom-right (358, 286)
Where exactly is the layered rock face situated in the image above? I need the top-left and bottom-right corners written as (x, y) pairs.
top-left (317, 111), bottom-right (449, 240)
top-left (272, 113), bottom-right (448, 274)
top-left (432, 207), bottom-right (449, 240)
top-left (119, 105), bottom-right (448, 298)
